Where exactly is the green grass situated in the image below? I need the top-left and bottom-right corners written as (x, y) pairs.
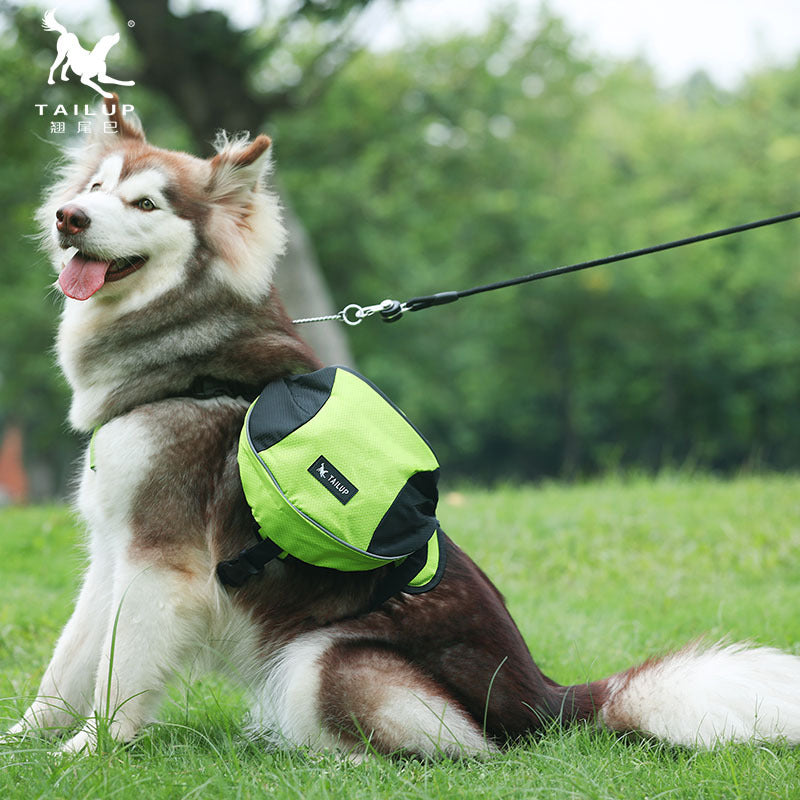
top-left (2, 474), bottom-right (800, 798)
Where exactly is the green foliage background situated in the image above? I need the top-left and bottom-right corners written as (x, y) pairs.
top-left (2, 7), bottom-right (800, 492)
top-left (272, 14), bottom-right (800, 481)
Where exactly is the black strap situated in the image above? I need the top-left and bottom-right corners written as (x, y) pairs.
top-left (366, 542), bottom-right (430, 611)
top-left (216, 535), bottom-right (429, 599)
top-left (216, 537), bottom-right (283, 587)
top-left (183, 376), bottom-right (261, 402)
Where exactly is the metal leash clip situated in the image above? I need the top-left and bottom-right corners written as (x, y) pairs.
top-left (340, 299), bottom-right (406, 325)
top-left (293, 299), bottom-right (406, 326)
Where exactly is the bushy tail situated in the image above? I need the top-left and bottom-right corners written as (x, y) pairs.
top-left (595, 640), bottom-right (800, 747)
top-left (42, 10), bottom-right (67, 35)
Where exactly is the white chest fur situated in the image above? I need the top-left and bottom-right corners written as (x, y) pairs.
top-left (77, 413), bottom-right (156, 550)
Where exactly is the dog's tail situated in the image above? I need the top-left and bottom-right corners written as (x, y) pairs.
top-left (42, 10), bottom-right (67, 35)
top-left (567, 640), bottom-right (800, 747)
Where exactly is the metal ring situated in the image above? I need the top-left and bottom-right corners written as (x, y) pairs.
top-left (340, 304), bottom-right (364, 326)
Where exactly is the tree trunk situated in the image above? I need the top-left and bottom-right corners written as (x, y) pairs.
top-left (276, 201), bottom-right (355, 367)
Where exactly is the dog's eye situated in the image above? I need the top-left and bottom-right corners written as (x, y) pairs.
top-left (135, 197), bottom-right (157, 212)
top-left (90, 183), bottom-right (102, 191)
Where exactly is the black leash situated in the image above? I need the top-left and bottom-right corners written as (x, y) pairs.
top-left (292, 210), bottom-right (800, 326)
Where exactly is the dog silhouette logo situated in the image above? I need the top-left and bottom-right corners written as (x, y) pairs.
top-left (42, 10), bottom-right (135, 99)
top-left (308, 456), bottom-right (358, 505)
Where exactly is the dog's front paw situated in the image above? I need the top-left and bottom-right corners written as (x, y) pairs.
top-left (60, 727), bottom-right (95, 755)
top-left (4, 721), bottom-right (27, 738)
top-left (1, 720), bottom-right (38, 744)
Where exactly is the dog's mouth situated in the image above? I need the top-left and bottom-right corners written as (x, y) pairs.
top-left (58, 251), bottom-right (149, 301)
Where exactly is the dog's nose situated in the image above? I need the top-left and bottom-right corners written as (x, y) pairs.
top-left (56, 205), bottom-right (91, 236)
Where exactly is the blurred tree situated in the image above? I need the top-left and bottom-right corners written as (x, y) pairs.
top-left (113, 0), bottom-right (374, 142)
top-left (3, 3), bottom-right (800, 493)
top-left (0, 18), bottom-right (82, 497)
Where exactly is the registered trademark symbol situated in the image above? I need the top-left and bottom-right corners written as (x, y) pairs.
top-left (127, 20), bottom-right (135, 27)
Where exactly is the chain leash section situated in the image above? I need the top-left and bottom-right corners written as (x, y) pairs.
top-left (293, 298), bottom-right (407, 326)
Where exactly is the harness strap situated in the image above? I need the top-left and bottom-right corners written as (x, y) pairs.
top-left (216, 537), bottom-right (283, 587)
top-left (182, 376), bottom-right (261, 402)
top-left (366, 541), bottom-right (431, 611)
top-left (90, 376), bottom-right (260, 472)
top-left (216, 530), bottom-right (435, 609)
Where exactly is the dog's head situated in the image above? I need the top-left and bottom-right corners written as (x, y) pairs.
top-left (40, 95), bottom-right (286, 311)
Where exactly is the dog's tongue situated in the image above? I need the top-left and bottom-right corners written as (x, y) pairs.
top-left (58, 253), bottom-right (110, 300)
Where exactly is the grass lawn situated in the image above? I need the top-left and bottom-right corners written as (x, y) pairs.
top-left (1, 473), bottom-right (800, 798)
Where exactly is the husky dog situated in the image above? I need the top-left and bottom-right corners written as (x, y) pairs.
top-left (8, 96), bottom-right (800, 756)
top-left (42, 11), bottom-right (135, 100)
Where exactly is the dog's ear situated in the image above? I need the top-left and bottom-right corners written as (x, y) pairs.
top-left (101, 94), bottom-right (145, 141)
top-left (204, 133), bottom-right (284, 288)
top-left (208, 133), bottom-right (272, 203)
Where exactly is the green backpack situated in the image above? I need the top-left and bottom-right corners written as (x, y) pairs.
top-left (216, 366), bottom-right (446, 605)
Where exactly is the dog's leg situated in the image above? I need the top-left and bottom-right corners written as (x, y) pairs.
top-left (252, 633), bottom-right (497, 759)
top-left (59, 558), bottom-right (209, 754)
top-left (6, 555), bottom-right (112, 739)
top-left (47, 56), bottom-right (62, 84)
top-left (48, 42), bottom-right (68, 85)
top-left (78, 74), bottom-right (114, 99)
